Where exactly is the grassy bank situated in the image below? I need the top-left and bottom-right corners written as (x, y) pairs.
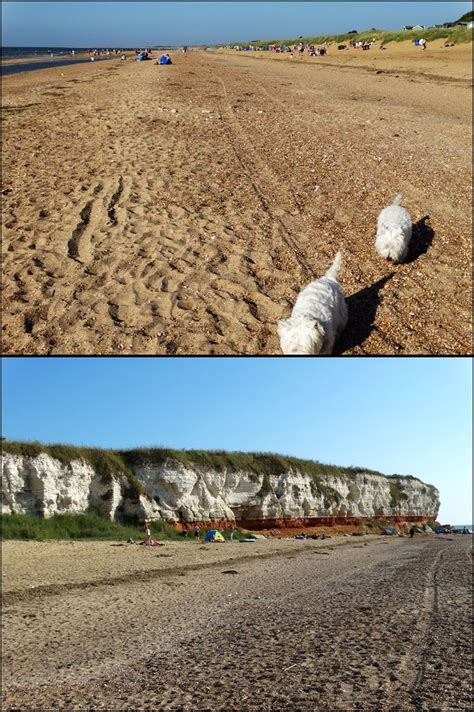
top-left (1, 513), bottom-right (253, 542)
top-left (0, 513), bottom-right (182, 541)
top-left (231, 25), bottom-right (472, 48)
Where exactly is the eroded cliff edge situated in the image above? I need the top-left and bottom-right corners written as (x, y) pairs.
top-left (1, 443), bottom-right (440, 527)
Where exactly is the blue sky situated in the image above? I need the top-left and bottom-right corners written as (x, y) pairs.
top-left (2, 2), bottom-right (471, 46)
top-left (2, 357), bottom-right (472, 524)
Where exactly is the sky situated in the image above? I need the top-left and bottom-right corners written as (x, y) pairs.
top-left (2, 357), bottom-right (472, 524)
top-left (2, 2), bottom-right (472, 46)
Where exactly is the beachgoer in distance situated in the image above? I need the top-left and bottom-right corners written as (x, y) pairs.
top-left (229, 527), bottom-right (235, 542)
top-left (194, 527), bottom-right (200, 541)
top-left (144, 519), bottom-right (151, 544)
top-left (409, 526), bottom-right (415, 538)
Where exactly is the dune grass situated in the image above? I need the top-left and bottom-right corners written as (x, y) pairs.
top-left (230, 25), bottom-right (472, 48)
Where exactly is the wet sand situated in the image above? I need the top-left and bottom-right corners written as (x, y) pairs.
top-left (2, 535), bottom-right (472, 710)
top-left (2, 43), bottom-right (472, 354)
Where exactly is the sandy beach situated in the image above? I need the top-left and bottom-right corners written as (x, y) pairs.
top-left (2, 534), bottom-right (472, 710)
top-left (2, 42), bottom-right (472, 354)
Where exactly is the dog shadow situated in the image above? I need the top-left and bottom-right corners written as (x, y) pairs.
top-left (405, 215), bottom-right (434, 263)
top-left (334, 273), bottom-right (395, 354)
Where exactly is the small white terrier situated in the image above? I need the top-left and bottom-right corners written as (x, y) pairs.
top-left (375, 193), bottom-right (412, 263)
top-left (278, 252), bottom-right (348, 355)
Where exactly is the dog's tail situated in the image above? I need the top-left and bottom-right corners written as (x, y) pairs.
top-left (392, 193), bottom-right (403, 206)
top-left (325, 251), bottom-right (343, 281)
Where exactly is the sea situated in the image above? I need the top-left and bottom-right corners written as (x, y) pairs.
top-left (1, 46), bottom-right (179, 60)
top-left (1, 46), bottom-right (134, 60)
top-left (1, 46), bottom-right (180, 76)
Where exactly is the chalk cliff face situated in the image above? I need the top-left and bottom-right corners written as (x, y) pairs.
top-left (1, 450), bottom-right (440, 525)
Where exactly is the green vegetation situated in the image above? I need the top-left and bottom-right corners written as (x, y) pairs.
top-left (227, 25), bottom-right (472, 48)
top-left (1, 514), bottom-right (256, 542)
top-left (307, 474), bottom-right (342, 509)
top-left (120, 447), bottom-right (365, 479)
top-left (378, 27), bottom-right (472, 45)
top-left (365, 518), bottom-right (395, 530)
top-left (2, 440), bottom-right (426, 486)
top-left (1, 441), bottom-right (147, 497)
top-left (456, 11), bottom-right (473, 24)
top-left (0, 512), bottom-right (182, 541)
top-left (258, 473), bottom-right (273, 498)
top-left (389, 481), bottom-right (409, 509)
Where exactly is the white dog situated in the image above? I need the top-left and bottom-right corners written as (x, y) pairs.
top-left (278, 252), bottom-right (348, 355)
top-left (375, 193), bottom-right (412, 263)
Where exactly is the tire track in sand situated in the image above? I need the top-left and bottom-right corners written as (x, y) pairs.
top-left (217, 76), bottom-right (314, 280)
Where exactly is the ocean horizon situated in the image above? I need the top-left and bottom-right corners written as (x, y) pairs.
top-left (1, 45), bottom-right (180, 60)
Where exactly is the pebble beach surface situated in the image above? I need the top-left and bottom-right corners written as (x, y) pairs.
top-left (2, 534), bottom-right (472, 710)
top-left (2, 41), bottom-right (471, 354)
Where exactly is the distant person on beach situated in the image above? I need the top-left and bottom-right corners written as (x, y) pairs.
top-left (159, 53), bottom-right (172, 65)
top-left (194, 527), bottom-right (200, 541)
top-left (229, 528), bottom-right (235, 542)
top-left (144, 519), bottom-right (151, 544)
top-left (410, 526), bottom-right (415, 538)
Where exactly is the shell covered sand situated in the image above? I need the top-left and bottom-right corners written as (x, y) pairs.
top-left (1, 43), bottom-right (472, 354)
top-left (2, 535), bottom-right (472, 710)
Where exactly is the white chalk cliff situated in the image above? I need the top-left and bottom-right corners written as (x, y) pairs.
top-left (1, 448), bottom-right (440, 523)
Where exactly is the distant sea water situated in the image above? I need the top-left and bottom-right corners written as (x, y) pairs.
top-left (1, 46), bottom-right (180, 61)
top-left (1, 47), bottom-right (134, 60)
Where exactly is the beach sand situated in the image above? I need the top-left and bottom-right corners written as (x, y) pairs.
top-left (2, 534), bottom-right (472, 710)
top-left (2, 42), bottom-right (472, 354)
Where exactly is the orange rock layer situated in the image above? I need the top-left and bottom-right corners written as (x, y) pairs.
top-left (174, 514), bottom-right (433, 532)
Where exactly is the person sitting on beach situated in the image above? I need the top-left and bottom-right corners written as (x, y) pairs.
top-left (159, 53), bottom-right (172, 65)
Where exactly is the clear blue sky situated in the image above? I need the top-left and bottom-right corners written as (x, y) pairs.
top-left (2, 2), bottom-right (472, 46)
top-left (2, 357), bottom-right (471, 524)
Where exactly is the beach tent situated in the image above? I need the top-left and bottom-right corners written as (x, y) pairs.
top-left (204, 530), bottom-right (225, 543)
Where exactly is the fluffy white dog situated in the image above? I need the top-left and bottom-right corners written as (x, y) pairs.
top-left (375, 193), bottom-right (412, 263)
top-left (278, 252), bottom-right (348, 355)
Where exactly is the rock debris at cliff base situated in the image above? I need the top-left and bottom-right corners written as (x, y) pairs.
top-left (2, 535), bottom-right (472, 711)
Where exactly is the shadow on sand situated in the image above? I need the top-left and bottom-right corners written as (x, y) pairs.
top-left (405, 215), bottom-right (434, 263)
top-left (334, 273), bottom-right (395, 354)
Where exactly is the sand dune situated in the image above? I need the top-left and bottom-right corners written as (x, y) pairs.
top-left (2, 46), bottom-right (471, 354)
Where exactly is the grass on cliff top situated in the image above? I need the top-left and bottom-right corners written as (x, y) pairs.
top-left (231, 25), bottom-right (472, 47)
top-left (1, 513), bottom-right (251, 542)
top-left (118, 447), bottom-right (394, 481)
top-left (1, 441), bottom-right (147, 496)
top-left (1, 440), bottom-right (425, 484)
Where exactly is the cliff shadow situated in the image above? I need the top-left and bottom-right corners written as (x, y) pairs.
top-left (334, 273), bottom-right (395, 354)
top-left (405, 215), bottom-right (434, 264)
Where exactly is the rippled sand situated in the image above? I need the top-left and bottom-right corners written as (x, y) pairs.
top-left (2, 42), bottom-right (472, 354)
